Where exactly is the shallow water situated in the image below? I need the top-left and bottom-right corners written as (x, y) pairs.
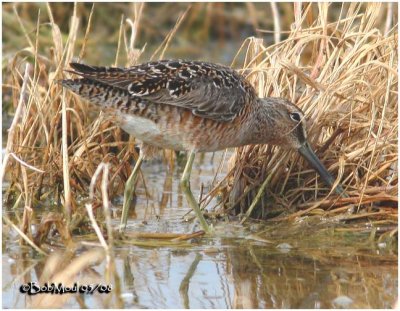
top-left (2, 152), bottom-right (398, 308)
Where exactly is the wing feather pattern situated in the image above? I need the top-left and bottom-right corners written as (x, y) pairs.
top-left (68, 60), bottom-right (257, 122)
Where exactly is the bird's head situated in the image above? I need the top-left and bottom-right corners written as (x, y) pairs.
top-left (257, 97), bottom-right (345, 196)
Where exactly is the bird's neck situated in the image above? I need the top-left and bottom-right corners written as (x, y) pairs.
top-left (239, 98), bottom-right (277, 146)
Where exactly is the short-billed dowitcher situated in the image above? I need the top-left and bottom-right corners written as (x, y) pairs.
top-left (61, 60), bottom-right (344, 233)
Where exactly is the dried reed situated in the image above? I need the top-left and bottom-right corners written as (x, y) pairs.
top-left (221, 3), bottom-right (397, 222)
top-left (2, 3), bottom-right (397, 250)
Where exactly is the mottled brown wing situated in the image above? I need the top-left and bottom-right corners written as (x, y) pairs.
top-left (68, 60), bottom-right (257, 122)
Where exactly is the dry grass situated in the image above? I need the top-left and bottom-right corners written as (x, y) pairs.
top-left (2, 3), bottom-right (398, 253)
top-left (3, 3), bottom-right (145, 216)
top-left (216, 3), bottom-right (398, 222)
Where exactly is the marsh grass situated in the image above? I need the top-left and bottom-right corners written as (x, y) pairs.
top-left (214, 3), bottom-right (398, 226)
top-left (2, 2), bottom-right (397, 256)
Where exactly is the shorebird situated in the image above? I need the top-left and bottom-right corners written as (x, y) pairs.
top-left (61, 60), bottom-right (344, 233)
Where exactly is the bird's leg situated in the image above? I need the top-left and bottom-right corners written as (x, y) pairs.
top-left (180, 150), bottom-right (211, 234)
top-left (120, 152), bottom-right (144, 231)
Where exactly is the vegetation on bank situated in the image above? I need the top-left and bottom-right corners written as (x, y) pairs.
top-left (2, 3), bottom-right (397, 254)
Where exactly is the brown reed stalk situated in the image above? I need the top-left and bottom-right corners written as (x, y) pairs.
top-left (2, 3), bottom-right (397, 237)
top-left (217, 3), bottom-right (398, 221)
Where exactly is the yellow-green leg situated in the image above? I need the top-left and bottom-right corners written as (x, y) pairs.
top-left (180, 151), bottom-right (211, 234)
top-left (120, 152), bottom-right (144, 231)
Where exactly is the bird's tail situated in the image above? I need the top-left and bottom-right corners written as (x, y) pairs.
top-left (66, 62), bottom-right (127, 77)
top-left (59, 78), bottom-right (134, 111)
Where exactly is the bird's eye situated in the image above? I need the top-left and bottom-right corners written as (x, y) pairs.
top-left (290, 112), bottom-right (301, 122)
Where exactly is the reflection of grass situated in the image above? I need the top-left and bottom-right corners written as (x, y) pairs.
top-left (234, 220), bottom-right (397, 308)
top-left (1, 2), bottom-right (397, 259)
top-left (248, 217), bottom-right (398, 253)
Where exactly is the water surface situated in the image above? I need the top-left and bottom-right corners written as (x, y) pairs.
top-left (2, 152), bottom-right (398, 308)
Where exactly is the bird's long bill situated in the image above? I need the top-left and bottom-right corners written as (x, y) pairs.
top-left (298, 142), bottom-right (344, 195)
